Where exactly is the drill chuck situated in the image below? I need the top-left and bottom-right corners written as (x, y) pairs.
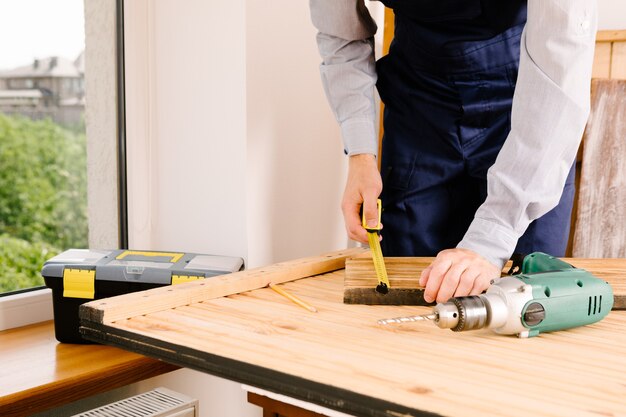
top-left (433, 296), bottom-right (490, 332)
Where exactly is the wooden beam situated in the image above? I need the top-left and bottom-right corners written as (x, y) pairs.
top-left (80, 247), bottom-right (366, 324)
top-left (377, 7), bottom-right (395, 167)
top-left (344, 257), bottom-right (433, 305)
top-left (592, 42), bottom-right (612, 79)
top-left (595, 30), bottom-right (626, 42)
top-left (573, 80), bottom-right (626, 256)
top-left (344, 256), bottom-right (626, 309)
top-left (247, 392), bottom-right (327, 417)
top-left (611, 41), bottom-right (626, 79)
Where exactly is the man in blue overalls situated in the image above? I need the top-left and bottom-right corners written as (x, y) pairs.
top-left (311, 0), bottom-right (597, 303)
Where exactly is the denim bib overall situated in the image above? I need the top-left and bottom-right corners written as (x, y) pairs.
top-left (376, 0), bottom-right (576, 258)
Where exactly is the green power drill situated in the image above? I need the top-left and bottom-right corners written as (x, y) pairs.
top-left (378, 252), bottom-right (614, 338)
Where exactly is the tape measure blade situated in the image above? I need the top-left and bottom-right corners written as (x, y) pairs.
top-left (367, 232), bottom-right (390, 287)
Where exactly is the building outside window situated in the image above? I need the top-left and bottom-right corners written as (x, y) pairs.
top-left (0, 0), bottom-right (88, 294)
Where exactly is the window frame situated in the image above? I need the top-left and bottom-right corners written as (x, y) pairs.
top-left (0, 0), bottom-right (127, 330)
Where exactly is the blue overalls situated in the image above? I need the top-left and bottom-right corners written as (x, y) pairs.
top-left (377, 0), bottom-right (576, 258)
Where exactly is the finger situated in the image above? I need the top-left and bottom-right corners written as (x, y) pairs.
top-left (342, 201), bottom-right (369, 244)
top-left (436, 263), bottom-right (468, 303)
top-left (346, 216), bottom-right (368, 243)
top-left (362, 192), bottom-right (379, 228)
top-left (469, 273), bottom-right (494, 296)
top-left (423, 258), bottom-right (452, 303)
top-left (419, 266), bottom-right (432, 287)
top-left (454, 268), bottom-right (480, 298)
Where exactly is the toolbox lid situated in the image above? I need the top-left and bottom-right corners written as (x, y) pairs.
top-left (41, 249), bottom-right (244, 284)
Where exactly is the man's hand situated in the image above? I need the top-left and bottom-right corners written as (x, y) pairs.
top-left (419, 248), bottom-right (500, 303)
top-left (342, 154), bottom-right (382, 244)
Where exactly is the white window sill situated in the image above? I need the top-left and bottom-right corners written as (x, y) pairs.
top-left (0, 288), bottom-right (53, 331)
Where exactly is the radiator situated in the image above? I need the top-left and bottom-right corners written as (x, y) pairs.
top-left (73, 387), bottom-right (198, 417)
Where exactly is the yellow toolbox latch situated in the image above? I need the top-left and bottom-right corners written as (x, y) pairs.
top-left (63, 268), bottom-right (96, 299)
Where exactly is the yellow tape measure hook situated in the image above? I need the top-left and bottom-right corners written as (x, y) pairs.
top-left (362, 199), bottom-right (390, 294)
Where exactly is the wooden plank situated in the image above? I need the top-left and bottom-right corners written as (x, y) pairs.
top-left (344, 257), bottom-right (433, 305)
top-left (595, 30), bottom-right (626, 42)
top-left (0, 321), bottom-right (178, 417)
top-left (591, 42), bottom-right (611, 79)
top-left (611, 41), bottom-right (626, 79)
top-left (247, 392), bottom-right (327, 417)
top-left (344, 257), bottom-right (626, 309)
top-left (381, 8), bottom-right (394, 57)
top-left (81, 270), bottom-right (626, 417)
top-left (79, 247), bottom-right (366, 324)
top-left (573, 80), bottom-right (626, 257)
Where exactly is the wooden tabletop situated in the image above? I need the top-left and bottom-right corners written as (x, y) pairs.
top-left (79, 250), bottom-right (626, 417)
top-left (0, 320), bottom-right (178, 417)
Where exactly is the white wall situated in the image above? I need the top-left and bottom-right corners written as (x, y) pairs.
top-left (125, 1), bottom-right (353, 267)
top-left (598, 0), bottom-right (626, 30)
top-left (125, 0), bottom-right (249, 260)
top-left (122, 1), bottom-right (357, 416)
top-left (244, 1), bottom-right (350, 268)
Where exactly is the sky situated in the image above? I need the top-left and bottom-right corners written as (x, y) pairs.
top-left (0, 0), bottom-right (84, 71)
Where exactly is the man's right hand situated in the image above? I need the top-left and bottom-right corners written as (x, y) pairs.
top-left (342, 154), bottom-right (383, 244)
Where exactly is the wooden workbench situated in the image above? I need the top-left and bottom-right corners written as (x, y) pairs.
top-left (79, 249), bottom-right (626, 417)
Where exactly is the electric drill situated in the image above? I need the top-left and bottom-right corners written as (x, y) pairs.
top-left (378, 252), bottom-right (614, 338)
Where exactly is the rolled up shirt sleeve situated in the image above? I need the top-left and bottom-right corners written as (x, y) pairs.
top-left (310, 0), bottom-right (379, 156)
top-left (457, 0), bottom-right (597, 267)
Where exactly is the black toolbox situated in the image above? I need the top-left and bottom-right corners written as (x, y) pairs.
top-left (42, 249), bottom-right (244, 343)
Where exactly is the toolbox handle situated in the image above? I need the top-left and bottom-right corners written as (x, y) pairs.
top-left (116, 250), bottom-right (184, 263)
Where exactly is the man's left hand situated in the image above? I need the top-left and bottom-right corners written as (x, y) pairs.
top-left (419, 248), bottom-right (501, 303)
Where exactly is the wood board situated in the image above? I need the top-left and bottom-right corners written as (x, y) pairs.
top-left (344, 256), bottom-right (626, 309)
top-left (344, 257), bottom-right (434, 306)
top-left (80, 247), bottom-right (366, 324)
top-left (573, 79), bottom-right (626, 257)
top-left (80, 250), bottom-right (626, 417)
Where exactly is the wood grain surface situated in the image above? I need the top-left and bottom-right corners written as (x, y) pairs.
top-left (573, 79), bottom-right (626, 257)
top-left (344, 257), bottom-right (433, 305)
top-left (248, 392), bottom-right (327, 417)
top-left (344, 257), bottom-right (626, 309)
top-left (0, 321), bottom-right (178, 417)
top-left (595, 30), bottom-right (626, 42)
top-left (80, 252), bottom-right (626, 417)
top-left (592, 41), bottom-right (613, 79)
top-left (593, 30), bottom-right (626, 79)
top-left (612, 41), bottom-right (626, 80)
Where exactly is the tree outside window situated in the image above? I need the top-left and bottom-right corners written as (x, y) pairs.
top-left (0, 0), bottom-right (87, 293)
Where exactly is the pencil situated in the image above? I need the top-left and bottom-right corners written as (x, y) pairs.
top-left (269, 283), bottom-right (318, 313)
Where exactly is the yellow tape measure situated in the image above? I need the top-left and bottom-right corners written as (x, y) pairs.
top-left (362, 199), bottom-right (390, 294)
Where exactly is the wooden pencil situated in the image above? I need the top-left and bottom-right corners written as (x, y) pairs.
top-left (269, 283), bottom-right (318, 313)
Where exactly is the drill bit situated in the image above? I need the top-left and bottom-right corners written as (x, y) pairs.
top-left (377, 313), bottom-right (437, 325)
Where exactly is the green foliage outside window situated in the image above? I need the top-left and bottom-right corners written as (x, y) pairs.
top-left (0, 235), bottom-right (57, 292)
top-left (0, 113), bottom-right (88, 292)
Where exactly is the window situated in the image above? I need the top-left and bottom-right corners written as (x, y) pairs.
top-left (0, 0), bottom-right (87, 295)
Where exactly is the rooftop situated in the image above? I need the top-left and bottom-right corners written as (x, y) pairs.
top-left (0, 53), bottom-right (84, 79)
